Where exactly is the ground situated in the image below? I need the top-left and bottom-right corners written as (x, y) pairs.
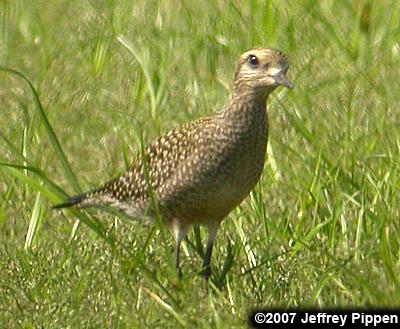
top-left (0, 0), bottom-right (400, 327)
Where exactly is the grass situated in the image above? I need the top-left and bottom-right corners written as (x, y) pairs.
top-left (1, 0), bottom-right (400, 327)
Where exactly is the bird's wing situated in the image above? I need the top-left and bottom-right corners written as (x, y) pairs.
top-left (72, 116), bottom-right (214, 217)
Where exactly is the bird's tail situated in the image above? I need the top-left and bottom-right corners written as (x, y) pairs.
top-left (53, 193), bottom-right (89, 209)
top-left (53, 183), bottom-right (147, 221)
top-left (53, 184), bottom-right (116, 210)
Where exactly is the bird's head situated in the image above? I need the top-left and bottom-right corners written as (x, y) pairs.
top-left (234, 48), bottom-right (293, 98)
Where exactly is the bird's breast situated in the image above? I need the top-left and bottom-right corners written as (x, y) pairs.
top-left (216, 109), bottom-right (268, 193)
top-left (187, 108), bottom-right (268, 221)
top-left (156, 107), bottom-right (269, 224)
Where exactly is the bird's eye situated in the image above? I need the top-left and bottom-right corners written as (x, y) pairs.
top-left (247, 54), bottom-right (259, 67)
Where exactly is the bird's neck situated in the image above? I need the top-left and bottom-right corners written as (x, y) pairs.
top-left (222, 86), bottom-right (271, 120)
top-left (214, 87), bottom-right (270, 142)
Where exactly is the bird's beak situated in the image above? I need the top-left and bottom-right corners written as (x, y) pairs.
top-left (273, 71), bottom-right (294, 89)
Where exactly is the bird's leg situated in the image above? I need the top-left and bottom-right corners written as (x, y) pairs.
top-left (202, 240), bottom-right (214, 281)
top-left (174, 224), bottom-right (188, 279)
top-left (202, 223), bottom-right (220, 281)
top-left (175, 237), bottom-right (182, 278)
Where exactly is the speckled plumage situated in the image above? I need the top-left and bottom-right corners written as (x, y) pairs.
top-left (55, 48), bottom-right (292, 280)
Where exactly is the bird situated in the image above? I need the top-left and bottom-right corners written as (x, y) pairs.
top-left (54, 47), bottom-right (293, 280)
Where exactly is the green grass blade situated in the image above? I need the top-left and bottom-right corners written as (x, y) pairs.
top-left (117, 35), bottom-right (157, 118)
top-left (24, 192), bottom-right (43, 249)
top-left (0, 67), bottom-right (81, 193)
top-left (381, 225), bottom-right (400, 296)
top-left (0, 162), bottom-right (68, 200)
